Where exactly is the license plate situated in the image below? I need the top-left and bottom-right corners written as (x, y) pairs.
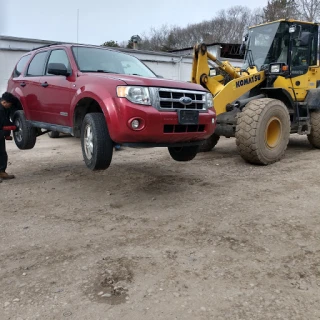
top-left (178, 110), bottom-right (199, 125)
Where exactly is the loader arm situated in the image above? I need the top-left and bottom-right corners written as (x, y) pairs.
top-left (191, 43), bottom-right (266, 115)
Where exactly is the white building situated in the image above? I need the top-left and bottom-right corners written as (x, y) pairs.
top-left (0, 36), bottom-right (244, 94)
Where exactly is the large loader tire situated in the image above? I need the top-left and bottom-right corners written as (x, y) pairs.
top-left (307, 111), bottom-right (320, 148)
top-left (235, 98), bottom-right (290, 165)
top-left (198, 133), bottom-right (220, 152)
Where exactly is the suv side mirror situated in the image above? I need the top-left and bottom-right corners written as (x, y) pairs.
top-left (47, 63), bottom-right (70, 76)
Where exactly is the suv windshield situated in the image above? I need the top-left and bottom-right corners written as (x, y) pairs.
top-left (72, 46), bottom-right (156, 77)
top-left (243, 22), bottom-right (288, 70)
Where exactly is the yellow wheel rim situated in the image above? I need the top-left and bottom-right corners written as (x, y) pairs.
top-left (265, 117), bottom-right (282, 148)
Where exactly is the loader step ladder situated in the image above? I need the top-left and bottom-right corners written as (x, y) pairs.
top-left (297, 103), bottom-right (311, 135)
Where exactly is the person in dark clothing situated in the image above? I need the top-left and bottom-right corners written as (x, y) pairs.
top-left (0, 92), bottom-right (16, 182)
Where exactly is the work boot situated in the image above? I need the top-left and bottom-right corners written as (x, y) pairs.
top-left (0, 172), bottom-right (15, 180)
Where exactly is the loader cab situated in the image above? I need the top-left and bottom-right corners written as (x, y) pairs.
top-left (243, 20), bottom-right (318, 77)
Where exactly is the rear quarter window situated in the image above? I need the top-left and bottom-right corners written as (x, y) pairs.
top-left (13, 54), bottom-right (31, 78)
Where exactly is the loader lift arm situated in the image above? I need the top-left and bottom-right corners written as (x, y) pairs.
top-left (191, 43), bottom-right (265, 116)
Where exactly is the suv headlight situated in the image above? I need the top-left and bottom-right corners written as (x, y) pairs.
top-left (205, 92), bottom-right (214, 109)
top-left (117, 86), bottom-right (151, 105)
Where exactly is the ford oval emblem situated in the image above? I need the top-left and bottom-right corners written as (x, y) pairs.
top-left (179, 97), bottom-right (193, 105)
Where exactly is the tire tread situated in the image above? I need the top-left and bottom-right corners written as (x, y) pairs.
top-left (235, 98), bottom-right (290, 165)
top-left (81, 113), bottom-right (113, 170)
top-left (307, 111), bottom-right (320, 148)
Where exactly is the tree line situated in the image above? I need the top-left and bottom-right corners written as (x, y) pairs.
top-left (103, 0), bottom-right (320, 51)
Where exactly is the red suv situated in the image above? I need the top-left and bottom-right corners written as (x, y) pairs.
top-left (7, 44), bottom-right (216, 170)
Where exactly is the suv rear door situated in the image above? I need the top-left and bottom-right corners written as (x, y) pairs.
top-left (22, 50), bottom-right (49, 122)
top-left (8, 54), bottom-right (32, 118)
top-left (38, 48), bottom-right (73, 126)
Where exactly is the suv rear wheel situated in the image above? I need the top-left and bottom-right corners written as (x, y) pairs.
top-left (13, 110), bottom-right (37, 150)
top-left (81, 113), bottom-right (113, 170)
top-left (48, 131), bottom-right (60, 138)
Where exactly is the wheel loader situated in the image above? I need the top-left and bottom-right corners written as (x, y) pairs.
top-left (192, 19), bottom-right (320, 164)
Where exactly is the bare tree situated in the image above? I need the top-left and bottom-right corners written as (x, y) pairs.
top-left (102, 40), bottom-right (119, 47)
top-left (104, 2), bottom-right (320, 52)
top-left (297, 0), bottom-right (320, 21)
top-left (111, 4), bottom-right (299, 52)
top-left (263, 0), bottom-right (299, 21)
top-left (248, 8), bottom-right (265, 26)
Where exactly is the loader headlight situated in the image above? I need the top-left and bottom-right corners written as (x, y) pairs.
top-left (209, 68), bottom-right (217, 76)
top-left (117, 86), bottom-right (151, 105)
top-left (270, 64), bottom-right (281, 73)
top-left (205, 92), bottom-right (214, 109)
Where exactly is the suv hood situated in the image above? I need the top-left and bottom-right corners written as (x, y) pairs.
top-left (84, 73), bottom-right (207, 92)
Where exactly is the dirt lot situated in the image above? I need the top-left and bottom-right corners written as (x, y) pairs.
top-left (1, 134), bottom-right (320, 320)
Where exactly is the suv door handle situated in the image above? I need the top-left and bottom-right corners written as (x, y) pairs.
top-left (20, 82), bottom-right (26, 87)
top-left (41, 82), bottom-right (49, 88)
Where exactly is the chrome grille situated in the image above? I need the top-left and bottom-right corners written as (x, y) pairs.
top-left (157, 88), bottom-right (207, 111)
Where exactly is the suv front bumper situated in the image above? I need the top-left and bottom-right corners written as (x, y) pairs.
top-left (107, 99), bottom-right (216, 144)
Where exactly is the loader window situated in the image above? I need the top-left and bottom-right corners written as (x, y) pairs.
top-left (244, 22), bottom-right (287, 70)
top-left (291, 24), bottom-right (318, 76)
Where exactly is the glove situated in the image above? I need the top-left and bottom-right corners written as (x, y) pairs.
top-left (3, 125), bottom-right (17, 131)
top-left (2, 126), bottom-right (17, 138)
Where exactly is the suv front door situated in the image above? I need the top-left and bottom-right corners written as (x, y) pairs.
top-left (38, 49), bottom-right (74, 126)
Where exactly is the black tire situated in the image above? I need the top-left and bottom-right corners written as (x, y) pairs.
top-left (48, 131), bottom-right (60, 138)
top-left (13, 110), bottom-right (37, 150)
top-left (307, 111), bottom-right (320, 148)
top-left (168, 145), bottom-right (199, 162)
top-left (235, 98), bottom-right (290, 165)
top-left (198, 133), bottom-right (220, 152)
top-left (81, 113), bottom-right (113, 170)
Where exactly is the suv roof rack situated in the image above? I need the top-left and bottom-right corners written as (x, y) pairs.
top-left (31, 43), bottom-right (63, 51)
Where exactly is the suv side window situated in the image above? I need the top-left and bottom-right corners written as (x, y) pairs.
top-left (13, 54), bottom-right (31, 77)
top-left (27, 51), bottom-right (48, 76)
top-left (46, 49), bottom-right (71, 75)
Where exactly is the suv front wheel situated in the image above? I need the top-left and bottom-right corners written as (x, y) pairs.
top-left (168, 145), bottom-right (199, 162)
top-left (81, 113), bottom-right (113, 170)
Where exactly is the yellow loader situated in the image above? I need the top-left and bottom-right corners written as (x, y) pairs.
top-left (192, 19), bottom-right (320, 164)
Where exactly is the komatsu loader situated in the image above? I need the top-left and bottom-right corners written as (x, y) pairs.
top-left (192, 19), bottom-right (320, 164)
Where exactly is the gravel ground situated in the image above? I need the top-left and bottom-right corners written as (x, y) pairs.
top-left (1, 134), bottom-right (320, 320)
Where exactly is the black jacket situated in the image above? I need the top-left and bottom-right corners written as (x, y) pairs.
top-left (0, 101), bottom-right (13, 138)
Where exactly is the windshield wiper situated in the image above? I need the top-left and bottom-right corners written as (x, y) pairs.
top-left (81, 70), bottom-right (120, 74)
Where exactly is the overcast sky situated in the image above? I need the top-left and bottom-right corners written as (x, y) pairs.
top-left (1, 0), bottom-right (267, 45)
